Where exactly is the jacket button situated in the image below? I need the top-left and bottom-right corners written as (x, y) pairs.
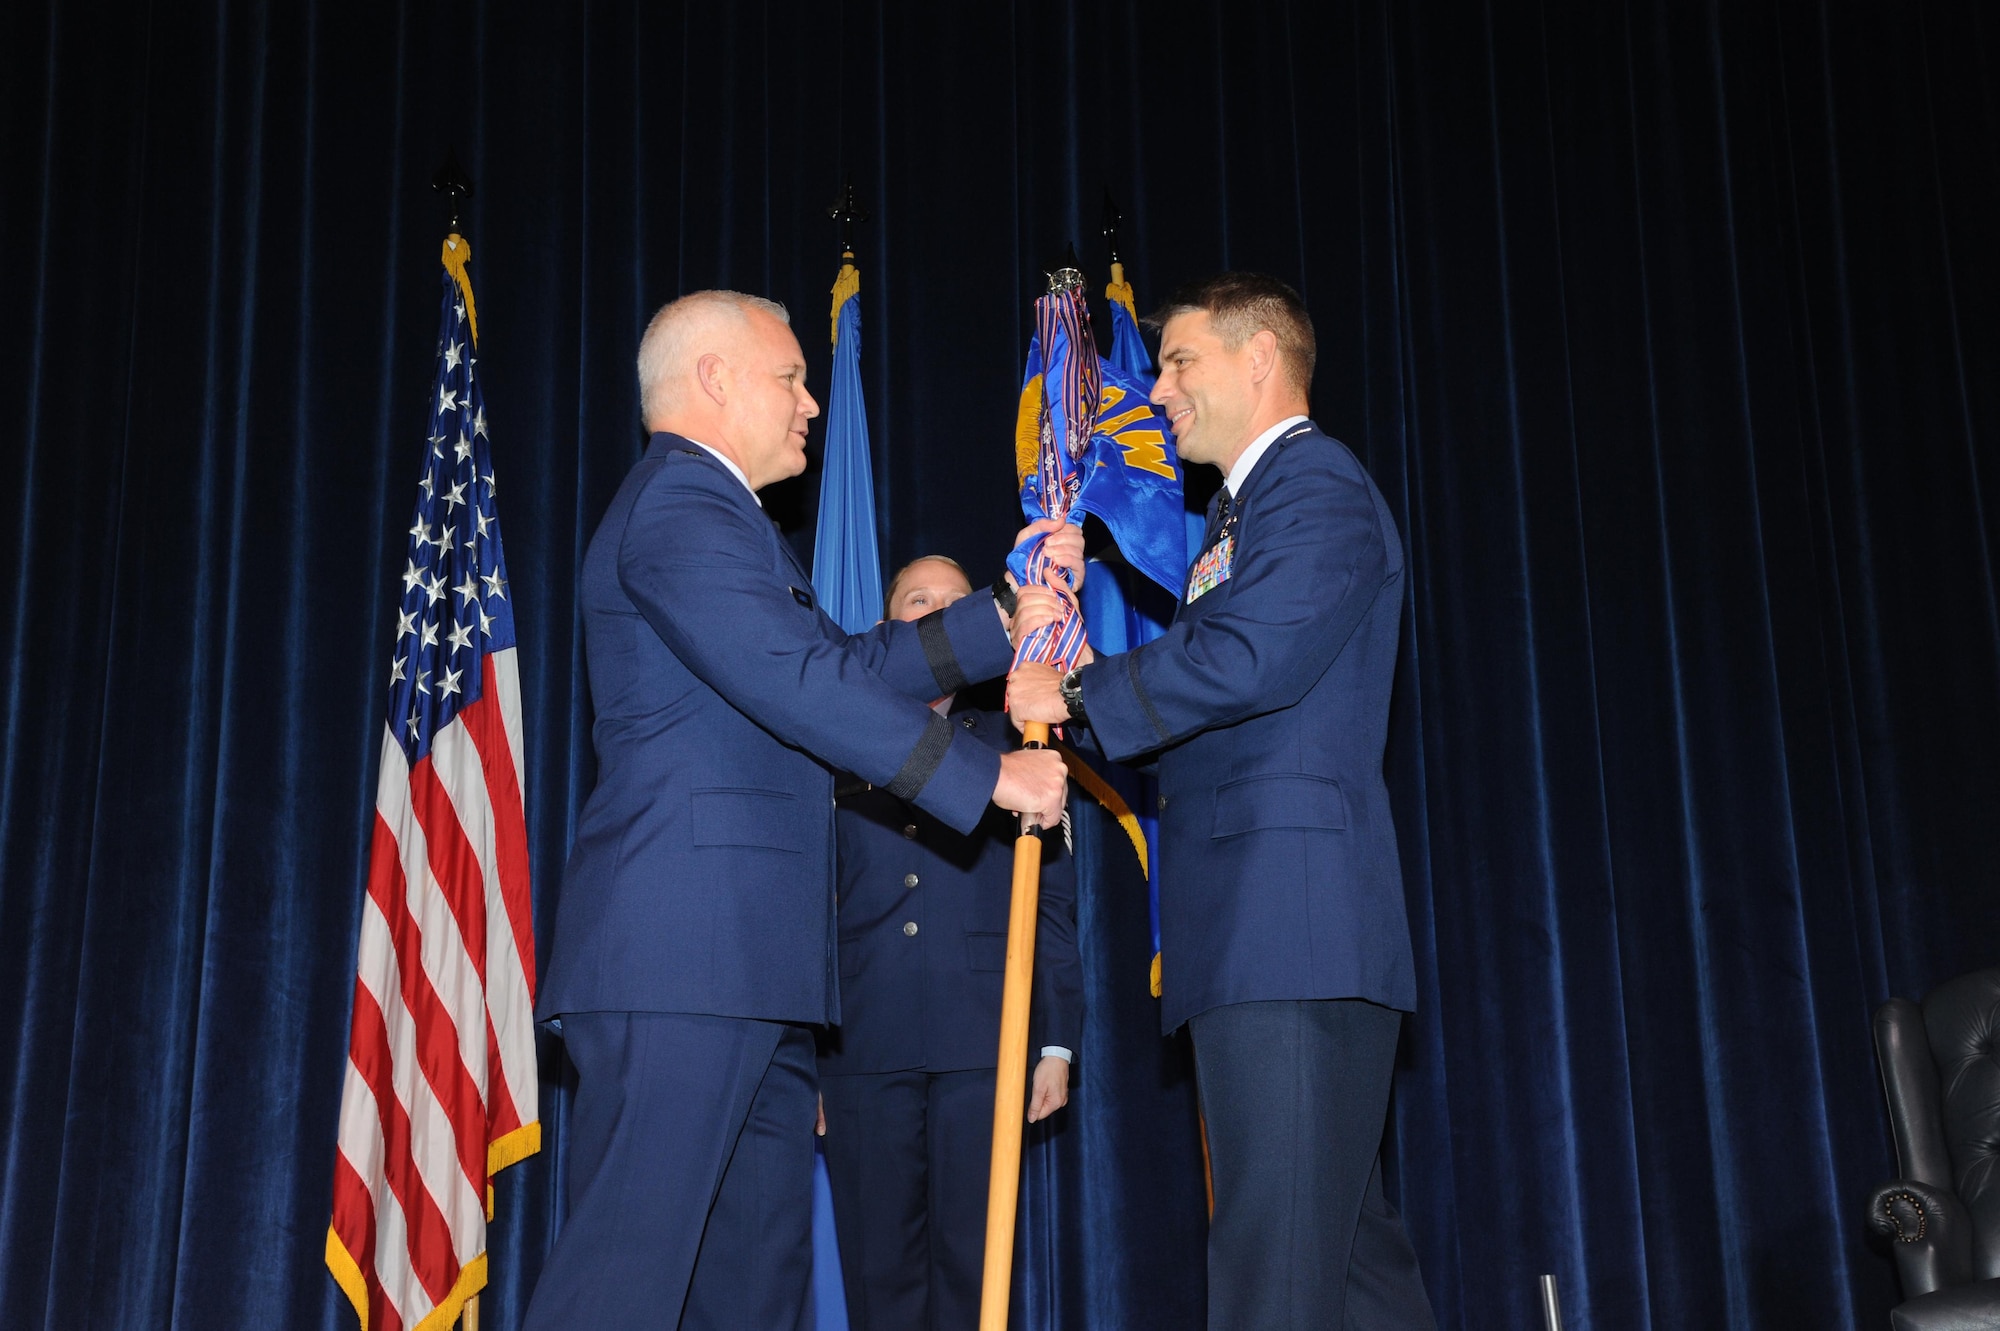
top-left (1157, 794), bottom-right (1170, 811)
top-left (904, 873), bottom-right (920, 889)
top-left (903, 823), bottom-right (918, 839)
top-left (902, 921), bottom-right (919, 937)
top-left (962, 716), bottom-right (976, 728)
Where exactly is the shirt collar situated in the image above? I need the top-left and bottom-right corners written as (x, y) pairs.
top-left (1223, 414), bottom-right (1311, 498)
top-left (686, 439), bottom-right (761, 508)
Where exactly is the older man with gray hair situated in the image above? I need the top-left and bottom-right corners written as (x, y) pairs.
top-left (526, 291), bottom-right (1077, 1329)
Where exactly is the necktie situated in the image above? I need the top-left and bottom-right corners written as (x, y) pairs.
top-left (1200, 488), bottom-right (1235, 555)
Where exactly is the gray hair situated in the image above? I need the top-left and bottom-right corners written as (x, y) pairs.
top-left (636, 290), bottom-right (791, 427)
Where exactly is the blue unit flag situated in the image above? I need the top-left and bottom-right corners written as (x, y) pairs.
top-left (1104, 271), bottom-right (1153, 381)
top-left (1073, 359), bottom-right (1186, 597)
top-left (1079, 267), bottom-right (1191, 994)
top-left (1007, 262), bottom-right (1190, 993)
top-left (811, 259), bottom-right (883, 634)
top-left (1010, 278), bottom-right (1187, 602)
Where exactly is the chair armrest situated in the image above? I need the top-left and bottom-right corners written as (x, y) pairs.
top-left (1889, 1278), bottom-right (2000, 1331)
top-left (1868, 1179), bottom-right (1975, 1298)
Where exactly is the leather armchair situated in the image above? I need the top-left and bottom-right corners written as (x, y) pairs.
top-left (1865, 967), bottom-right (2000, 1330)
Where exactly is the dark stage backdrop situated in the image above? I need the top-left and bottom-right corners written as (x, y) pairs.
top-left (3, 1), bottom-right (1995, 1327)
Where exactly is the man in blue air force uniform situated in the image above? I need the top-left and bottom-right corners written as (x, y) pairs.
top-left (525, 291), bottom-right (1076, 1330)
top-left (1013, 274), bottom-right (1437, 1329)
top-left (817, 555), bottom-right (1084, 1330)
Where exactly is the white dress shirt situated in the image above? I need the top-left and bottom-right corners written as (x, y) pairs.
top-left (687, 439), bottom-right (760, 507)
top-left (1224, 414), bottom-right (1311, 498)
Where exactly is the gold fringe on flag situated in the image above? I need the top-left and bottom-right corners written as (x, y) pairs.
top-left (1106, 260), bottom-right (1139, 325)
top-left (440, 235), bottom-right (480, 348)
top-left (829, 252), bottom-right (860, 348)
top-left (1052, 740), bottom-right (1161, 995)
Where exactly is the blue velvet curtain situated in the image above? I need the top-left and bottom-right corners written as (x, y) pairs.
top-left (3, 1), bottom-right (1995, 1328)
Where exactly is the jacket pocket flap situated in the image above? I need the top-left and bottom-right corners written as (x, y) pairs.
top-left (1211, 773), bottom-right (1346, 838)
top-left (966, 931), bottom-right (1007, 973)
top-left (692, 787), bottom-right (807, 852)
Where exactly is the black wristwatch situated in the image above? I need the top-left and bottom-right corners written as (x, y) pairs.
top-left (992, 575), bottom-right (1019, 617)
top-left (1058, 666), bottom-right (1087, 723)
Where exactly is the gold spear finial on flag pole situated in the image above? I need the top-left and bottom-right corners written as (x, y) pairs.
top-left (826, 178), bottom-right (869, 346)
top-left (1103, 188), bottom-right (1139, 326)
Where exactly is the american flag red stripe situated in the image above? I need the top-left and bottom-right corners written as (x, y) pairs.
top-left (329, 238), bottom-right (536, 1331)
top-left (458, 657), bottom-right (536, 1017)
top-left (411, 762), bottom-right (489, 976)
top-left (348, 961), bottom-right (463, 1302)
top-left (331, 1151), bottom-right (402, 1331)
top-left (372, 784), bottom-right (493, 1200)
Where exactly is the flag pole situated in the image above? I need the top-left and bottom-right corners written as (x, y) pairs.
top-left (981, 248), bottom-right (1091, 1331)
top-left (434, 151), bottom-right (484, 1331)
top-left (978, 724), bottom-right (1050, 1331)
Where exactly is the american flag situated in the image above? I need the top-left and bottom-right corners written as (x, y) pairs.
top-left (327, 235), bottom-right (539, 1331)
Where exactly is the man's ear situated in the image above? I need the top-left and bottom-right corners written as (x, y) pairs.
top-left (695, 351), bottom-right (729, 406)
top-left (1245, 329), bottom-right (1280, 386)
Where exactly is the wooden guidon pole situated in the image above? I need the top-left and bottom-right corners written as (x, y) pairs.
top-left (977, 720), bottom-right (1051, 1331)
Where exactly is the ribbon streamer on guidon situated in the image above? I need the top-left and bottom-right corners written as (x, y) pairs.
top-left (1007, 276), bottom-right (1099, 696)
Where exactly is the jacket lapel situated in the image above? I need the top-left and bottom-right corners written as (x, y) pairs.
top-left (649, 432), bottom-right (815, 589)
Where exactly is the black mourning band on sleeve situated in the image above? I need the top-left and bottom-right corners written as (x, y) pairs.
top-left (1128, 652), bottom-right (1170, 745)
top-left (917, 610), bottom-right (971, 697)
top-left (885, 711), bottom-right (956, 802)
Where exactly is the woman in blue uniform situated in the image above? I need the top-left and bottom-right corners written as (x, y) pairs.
top-left (817, 556), bottom-right (1084, 1330)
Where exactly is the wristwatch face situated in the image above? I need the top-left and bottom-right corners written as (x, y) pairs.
top-left (1060, 669), bottom-right (1084, 718)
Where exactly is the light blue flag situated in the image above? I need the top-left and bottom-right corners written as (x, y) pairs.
top-left (812, 264), bottom-right (883, 633)
top-left (807, 259), bottom-right (871, 1331)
